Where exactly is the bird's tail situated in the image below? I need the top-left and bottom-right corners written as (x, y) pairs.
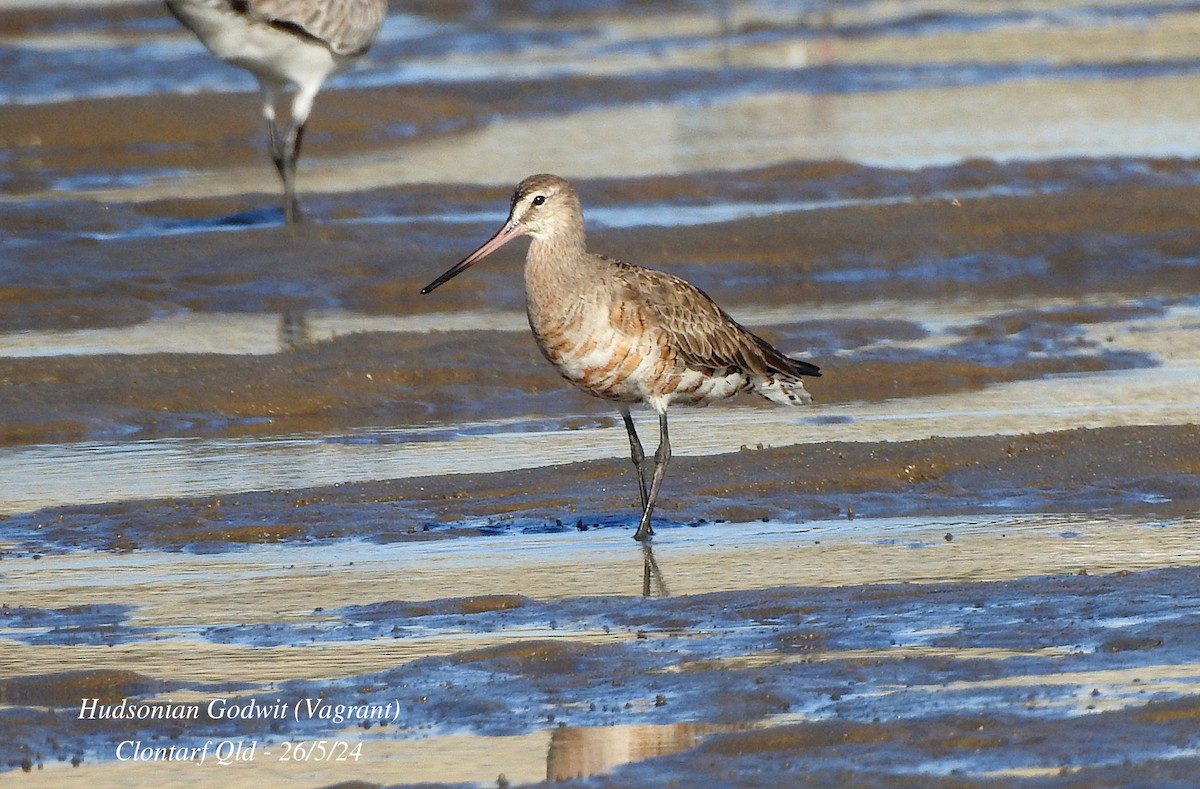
top-left (746, 333), bottom-right (820, 405)
top-left (754, 373), bottom-right (814, 405)
top-left (708, 322), bottom-right (821, 405)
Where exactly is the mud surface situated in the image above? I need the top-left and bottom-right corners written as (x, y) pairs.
top-left (3, 1), bottom-right (1200, 787)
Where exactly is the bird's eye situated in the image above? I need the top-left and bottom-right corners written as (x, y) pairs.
top-left (531, 195), bottom-right (546, 206)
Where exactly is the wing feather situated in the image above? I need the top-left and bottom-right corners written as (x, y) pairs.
top-left (246, 0), bottom-right (387, 54)
top-left (608, 260), bottom-right (820, 380)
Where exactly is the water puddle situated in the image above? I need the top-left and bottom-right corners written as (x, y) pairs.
top-left (0, 310), bottom-right (527, 358)
top-left (6, 3), bottom-right (1200, 785)
top-left (5, 0), bottom-right (1198, 104)
top-left (4, 357), bottom-right (1198, 515)
top-left (0, 289), bottom-right (1123, 359)
top-left (4, 512), bottom-right (1200, 786)
top-left (17, 730), bottom-right (554, 788)
top-left (4, 292), bottom-right (1168, 519)
top-left (73, 183), bottom-right (1041, 244)
top-left (4, 513), bottom-right (1197, 674)
top-left (38, 74), bottom-right (1200, 207)
top-left (7, 0), bottom-right (1200, 207)
top-left (10, 721), bottom-right (735, 788)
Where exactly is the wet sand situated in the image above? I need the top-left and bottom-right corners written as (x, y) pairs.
top-left (3, 1), bottom-right (1200, 787)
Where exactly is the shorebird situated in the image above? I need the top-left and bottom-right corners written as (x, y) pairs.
top-left (165, 0), bottom-right (388, 223)
top-left (421, 174), bottom-right (821, 541)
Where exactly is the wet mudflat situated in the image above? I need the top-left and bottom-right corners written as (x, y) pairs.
top-left (3, 0), bottom-right (1200, 787)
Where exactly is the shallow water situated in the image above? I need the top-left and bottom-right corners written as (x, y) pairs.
top-left (1, 361), bottom-right (1195, 516)
top-left (7, 512), bottom-right (1192, 630)
top-left (6, 0), bottom-right (1200, 203)
top-left (3, 298), bottom-right (1197, 515)
top-left (5, 513), bottom-right (1200, 786)
top-left (5, 1), bottom-right (1200, 787)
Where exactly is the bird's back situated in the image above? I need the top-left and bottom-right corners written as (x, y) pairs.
top-left (612, 261), bottom-right (818, 404)
top-left (166, 0), bottom-right (386, 57)
top-left (527, 252), bottom-right (819, 410)
top-left (246, 0), bottom-right (387, 55)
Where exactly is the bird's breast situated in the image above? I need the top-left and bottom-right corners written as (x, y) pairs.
top-left (528, 302), bottom-right (663, 403)
top-left (523, 273), bottom-right (757, 406)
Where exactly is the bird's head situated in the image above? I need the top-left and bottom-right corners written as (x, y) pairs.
top-left (420, 173), bottom-right (584, 294)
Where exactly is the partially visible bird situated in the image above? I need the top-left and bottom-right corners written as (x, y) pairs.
top-left (421, 174), bottom-right (821, 541)
top-left (165, 0), bottom-right (388, 223)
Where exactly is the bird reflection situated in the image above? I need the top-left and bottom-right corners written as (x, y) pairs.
top-left (278, 309), bottom-right (312, 351)
top-left (642, 542), bottom-right (670, 598)
top-left (547, 721), bottom-right (732, 781)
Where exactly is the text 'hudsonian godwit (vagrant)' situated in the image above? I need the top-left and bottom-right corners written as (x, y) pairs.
top-left (165, 0), bottom-right (388, 223)
top-left (421, 174), bottom-right (822, 541)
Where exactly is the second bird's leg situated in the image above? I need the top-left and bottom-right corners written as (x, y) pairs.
top-left (633, 411), bottom-right (671, 542)
top-left (280, 121), bottom-right (305, 224)
top-left (266, 121), bottom-right (303, 224)
top-left (260, 88), bottom-right (303, 224)
top-left (261, 86), bottom-right (287, 184)
top-left (265, 119), bottom-right (305, 225)
top-left (278, 85), bottom-right (322, 225)
top-left (619, 405), bottom-right (650, 512)
top-left (267, 119), bottom-right (286, 180)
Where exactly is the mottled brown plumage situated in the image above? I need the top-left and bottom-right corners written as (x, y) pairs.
top-left (422, 174), bottom-right (820, 540)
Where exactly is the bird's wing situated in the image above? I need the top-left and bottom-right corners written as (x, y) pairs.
top-left (607, 259), bottom-right (820, 378)
top-left (244, 0), bottom-right (387, 55)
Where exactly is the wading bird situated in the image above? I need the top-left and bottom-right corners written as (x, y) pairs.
top-left (165, 0), bottom-right (388, 223)
top-left (421, 174), bottom-right (821, 540)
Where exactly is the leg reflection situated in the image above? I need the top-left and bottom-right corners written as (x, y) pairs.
top-left (641, 542), bottom-right (670, 598)
top-left (278, 309), bottom-right (311, 351)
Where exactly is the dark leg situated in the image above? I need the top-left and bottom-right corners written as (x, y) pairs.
top-left (641, 542), bottom-right (670, 597)
top-left (619, 405), bottom-right (649, 511)
top-left (265, 116), bottom-right (303, 224)
top-left (259, 84), bottom-right (304, 224)
top-left (278, 309), bottom-right (311, 350)
top-left (281, 122), bottom-right (305, 225)
top-left (633, 411), bottom-right (671, 541)
top-left (261, 85), bottom-right (286, 181)
top-left (267, 117), bottom-right (286, 179)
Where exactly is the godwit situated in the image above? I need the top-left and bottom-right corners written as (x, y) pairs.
top-left (165, 0), bottom-right (388, 223)
top-left (421, 174), bottom-right (821, 541)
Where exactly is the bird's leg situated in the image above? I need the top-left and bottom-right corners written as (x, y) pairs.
top-left (267, 118), bottom-right (286, 178)
top-left (260, 85), bottom-right (304, 223)
top-left (279, 85), bottom-right (320, 225)
top-left (633, 411), bottom-right (671, 541)
top-left (619, 405), bottom-right (649, 512)
top-left (280, 120), bottom-right (305, 224)
top-left (260, 85), bottom-right (287, 179)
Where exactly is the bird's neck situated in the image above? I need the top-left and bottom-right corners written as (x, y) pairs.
top-left (524, 234), bottom-right (597, 325)
top-left (525, 231), bottom-right (590, 281)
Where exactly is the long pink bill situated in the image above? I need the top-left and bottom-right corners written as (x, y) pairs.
top-left (420, 221), bottom-right (525, 294)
